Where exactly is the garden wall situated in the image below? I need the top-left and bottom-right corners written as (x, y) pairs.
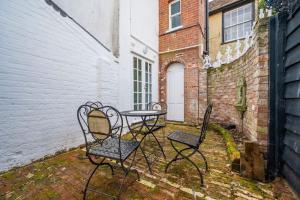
top-left (208, 18), bottom-right (269, 144)
top-left (208, 18), bottom-right (270, 180)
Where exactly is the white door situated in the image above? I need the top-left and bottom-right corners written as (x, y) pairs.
top-left (167, 63), bottom-right (184, 121)
top-left (133, 56), bottom-right (153, 110)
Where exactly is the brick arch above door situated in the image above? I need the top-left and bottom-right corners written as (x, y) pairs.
top-left (159, 58), bottom-right (186, 103)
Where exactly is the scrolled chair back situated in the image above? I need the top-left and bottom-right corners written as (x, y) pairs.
top-left (85, 101), bottom-right (103, 109)
top-left (77, 104), bottom-right (123, 149)
top-left (147, 102), bottom-right (168, 111)
top-left (198, 103), bottom-right (213, 144)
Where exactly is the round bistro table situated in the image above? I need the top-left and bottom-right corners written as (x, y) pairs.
top-left (120, 110), bottom-right (167, 174)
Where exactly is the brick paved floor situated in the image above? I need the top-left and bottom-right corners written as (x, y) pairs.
top-left (0, 124), bottom-right (296, 200)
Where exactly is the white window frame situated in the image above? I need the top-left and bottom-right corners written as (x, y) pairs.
top-left (169, 0), bottom-right (182, 31)
top-left (144, 62), bottom-right (152, 109)
top-left (223, 3), bottom-right (253, 43)
top-left (133, 57), bottom-right (143, 110)
top-left (133, 56), bottom-right (153, 110)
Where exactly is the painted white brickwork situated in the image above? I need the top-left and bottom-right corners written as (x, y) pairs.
top-left (0, 0), bottom-right (119, 171)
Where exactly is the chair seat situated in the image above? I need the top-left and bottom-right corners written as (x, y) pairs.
top-left (167, 131), bottom-right (199, 148)
top-left (88, 137), bottom-right (140, 161)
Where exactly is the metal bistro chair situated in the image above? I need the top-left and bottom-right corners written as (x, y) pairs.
top-left (130, 102), bottom-right (167, 136)
top-left (147, 102), bottom-right (167, 140)
top-left (165, 104), bottom-right (213, 187)
top-left (147, 102), bottom-right (167, 129)
top-left (77, 103), bottom-right (140, 199)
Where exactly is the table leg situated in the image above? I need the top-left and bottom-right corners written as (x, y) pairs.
top-left (143, 115), bottom-right (166, 159)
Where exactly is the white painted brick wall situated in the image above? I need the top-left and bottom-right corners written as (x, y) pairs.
top-left (0, 0), bottom-right (119, 171)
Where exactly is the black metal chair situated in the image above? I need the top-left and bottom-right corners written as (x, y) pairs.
top-left (146, 102), bottom-right (168, 140)
top-left (77, 103), bottom-right (140, 199)
top-left (165, 104), bottom-right (213, 187)
top-left (147, 102), bottom-right (167, 129)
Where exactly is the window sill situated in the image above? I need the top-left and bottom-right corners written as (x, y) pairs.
top-left (222, 36), bottom-right (252, 45)
top-left (166, 26), bottom-right (183, 34)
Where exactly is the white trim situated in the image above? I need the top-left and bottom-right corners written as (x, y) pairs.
top-left (131, 51), bottom-right (154, 63)
top-left (169, 0), bottom-right (181, 30)
top-left (166, 25), bottom-right (183, 33)
top-left (159, 44), bottom-right (201, 54)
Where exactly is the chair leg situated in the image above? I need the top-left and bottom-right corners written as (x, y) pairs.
top-left (196, 149), bottom-right (208, 173)
top-left (99, 163), bottom-right (114, 175)
top-left (118, 150), bottom-right (140, 199)
top-left (83, 165), bottom-right (100, 200)
top-left (83, 163), bottom-right (116, 200)
top-left (150, 132), bottom-right (166, 159)
top-left (166, 141), bottom-right (205, 187)
top-left (139, 144), bottom-right (153, 174)
top-left (121, 149), bottom-right (140, 181)
top-left (183, 154), bottom-right (205, 187)
top-left (165, 147), bottom-right (191, 173)
top-left (162, 126), bottom-right (166, 145)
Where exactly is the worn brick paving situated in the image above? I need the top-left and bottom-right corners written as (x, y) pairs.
top-left (0, 124), bottom-right (296, 200)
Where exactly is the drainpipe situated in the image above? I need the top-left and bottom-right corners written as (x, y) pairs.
top-left (205, 0), bottom-right (210, 107)
top-left (205, 0), bottom-right (209, 54)
top-left (198, 0), bottom-right (209, 125)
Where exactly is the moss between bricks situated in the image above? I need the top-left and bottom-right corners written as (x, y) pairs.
top-left (209, 123), bottom-right (241, 172)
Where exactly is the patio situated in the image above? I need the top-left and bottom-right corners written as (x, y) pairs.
top-left (0, 123), bottom-right (295, 200)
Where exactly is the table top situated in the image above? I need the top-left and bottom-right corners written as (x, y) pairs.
top-left (120, 110), bottom-right (167, 117)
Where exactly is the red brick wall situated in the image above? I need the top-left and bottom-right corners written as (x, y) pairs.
top-left (159, 0), bottom-right (207, 124)
top-left (159, 48), bottom-right (208, 124)
top-left (207, 19), bottom-right (269, 142)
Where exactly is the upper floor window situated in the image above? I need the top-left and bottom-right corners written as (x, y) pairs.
top-left (169, 0), bottom-right (182, 30)
top-left (223, 3), bottom-right (253, 43)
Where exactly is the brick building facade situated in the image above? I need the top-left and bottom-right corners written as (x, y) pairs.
top-left (159, 0), bottom-right (207, 124)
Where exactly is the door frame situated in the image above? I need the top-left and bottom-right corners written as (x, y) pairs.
top-left (132, 53), bottom-right (154, 110)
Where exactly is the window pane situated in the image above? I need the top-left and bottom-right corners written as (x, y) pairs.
top-left (237, 8), bottom-right (244, 23)
top-left (138, 82), bottom-right (142, 92)
top-left (138, 93), bottom-right (142, 102)
top-left (134, 93), bottom-right (137, 103)
top-left (134, 70), bottom-right (137, 80)
top-left (138, 59), bottom-right (142, 70)
top-left (134, 82), bottom-right (137, 92)
top-left (238, 24), bottom-right (244, 38)
top-left (134, 104), bottom-right (137, 110)
top-left (244, 21), bottom-right (251, 36)
top-left (231, 10), bottom-right (238, 26)
top-left (145, 94), bottom-right (148, 104)
top-left (224, 27), bottom-right (231, 41)
top-left (171, 1), bottom-right (180, 15)
top-left (133, 57), bottom-right (137, 69)
top-left (224, 12), bottom-right (230, 27)
top-left (171, 14), bottom-right (181, 28)
top-left (244, 4), bottom-right (252, 21)
top-left (231, 26), bottom-right (237, 40)
top-left (138, 71), bottom-right (142, 81)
